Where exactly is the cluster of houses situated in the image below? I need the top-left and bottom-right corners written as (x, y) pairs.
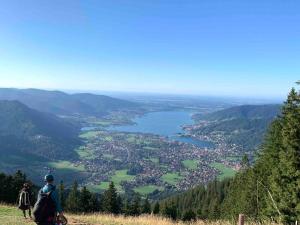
top-left (77, 129), bottom-right (242, 193)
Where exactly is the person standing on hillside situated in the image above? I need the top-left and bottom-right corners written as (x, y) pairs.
top-left (33, 174), bottom-right (65, 225)
top-left (18, 183), bottom-right (32, 219)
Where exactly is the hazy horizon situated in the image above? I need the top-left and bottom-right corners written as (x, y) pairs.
top-left (0, 86), bottom-right (285, 104)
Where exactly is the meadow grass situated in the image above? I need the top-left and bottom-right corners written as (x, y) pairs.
top-left (161, 172), bottom-right (183, 185)
top-left (133, 185), bottom-right (164, 195)
top-left (48, 160), bottom-right (85, 172)
top-left (149, 157), bottom-right (159, 163)
top-left (79, 131), bottom-right (101, 139)
top-left (210, 163), bottom-right (236, 180)
top-left (88, 182), bottom-right (110, 192)
top-left (182, 160), bottom-right (199, 170)
top-left (103, 154), bottom-right (114, 159)
top-left (226, 156), bottom-right (242, 162)
top-left (111, 169), bottom-right (135, 190)
top-left (144, 146), bottom-right (159, 151)
top-left (89, 170), bottom-right (135, 192)
top-left (104, 136), bottom-right (113, 141)
top-left (0, 204), bottom-right (35, 225)
top-left (93, 121), bottom-right (113, 126)
top-left (69, 213), bottom-right (282, 225)
top-left (126, 135), bottom-right (141, 144)
top-left (75, 146), bottom-right (95, 160)
top-left (0, 204), bottom-right (282, 225)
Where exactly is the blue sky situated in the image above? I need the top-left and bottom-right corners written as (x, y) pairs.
top-left (0, 0), bottom-right (299, 98)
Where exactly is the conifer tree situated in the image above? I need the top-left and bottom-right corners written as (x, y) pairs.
top-left (182, 210), bottom-right (196, 221)
top-left (124, 198), bottom-right (131, 216)
top-left (153, 202), bottom-right (160, 214)
top-left (129, 195), bottom-right (141, 216)
top-left (116, 195), bottom-right (123, 214)
top-left (268, 88), bottom-right (300, 223)
top-left (58, 180), bottom-right (66, 209)
top-left (142, 197), bottom-right (151, 214)
top-left (79, 186), bottom-right (93, 213)
top-left (241, 154), bottom-right (250, 169)
top-left (65, 181), bottom-right (80, 213)
top-left (103, 182), bottom-right (120, 214)
top-left (162, 202), bottom-right (178, 220)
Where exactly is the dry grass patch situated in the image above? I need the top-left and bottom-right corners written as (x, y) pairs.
top-left (0, 204), bottom-right (282, 225)
top-left (69, 213), bottom-right (282, 225)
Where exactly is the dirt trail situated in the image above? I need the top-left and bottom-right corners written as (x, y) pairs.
top-left (68, 218), bottom-right (102, 225)
top-left (68, 218), bottom-right (89, 225)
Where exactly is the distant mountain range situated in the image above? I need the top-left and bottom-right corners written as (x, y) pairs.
top-left (0, 100), bottom-right (80, 159)
top-left (0, 88), bottom-right (139, 117)
top-left (192, 104), bottom-right (281, 151)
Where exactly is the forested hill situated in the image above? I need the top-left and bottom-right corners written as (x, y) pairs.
top-left (192, 104), bottom-right (281, 151)
top-left (0, 100), bottom-right (80, 159)
top-left (194, 104), bottom-right (281, 121)
top-left (0, 88), bottom-right (139, 116)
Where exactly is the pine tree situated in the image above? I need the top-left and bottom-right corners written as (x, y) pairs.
top-left (241, 154), bottom-right (250, 169)
top-left (162, 202), bottom-right (178, 220)
top-left (124, 198), bottom-right (131, 216)
top-left (79, 186), bottom-right (93, 213)
top-left (58, 180), bottom-right (66, 209)
top-left (142, 197), bottom-right (151, 214)
top-left (116, 195), bottom-right (123, 214)
top-left (90, 193), bottom-right (101, 212)
top-left (182, 210), bottom-right (196, 221)
top-left (103, 182), bottom-right (120, 214)
top-left (268, 88), bottom-right (300, 223)
top-left (253, 119), bottom-right (283, 218)
top-left (130, 195), bottom-right (141, 216)
top-left (153, 202), bottom-right (160, 214)
top-left (65, 181), bottom-right (80, 213)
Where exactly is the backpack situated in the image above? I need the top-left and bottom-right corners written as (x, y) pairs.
top-left (18, 190), bottom-right (30, 210)
top-left (32, 188), bottom-right (56, 222)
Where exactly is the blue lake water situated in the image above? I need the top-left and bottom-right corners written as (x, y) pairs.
top-left (108, 111), bottom-right (214, 149)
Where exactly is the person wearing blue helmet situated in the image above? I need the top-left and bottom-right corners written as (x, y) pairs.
top-left (34, 174), bottom-right (64, 225)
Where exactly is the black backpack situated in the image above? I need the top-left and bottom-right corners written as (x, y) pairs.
top-left (32, 188), bottom-right (56, 222)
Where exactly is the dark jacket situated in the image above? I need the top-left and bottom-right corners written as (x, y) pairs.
top-left (18, 188), bottom-right (31, 210)
top-left (37, 184), bottom-right (62, 213)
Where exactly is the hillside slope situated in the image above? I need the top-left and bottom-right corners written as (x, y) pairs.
top-left (0, 88), bottom-right (139, 117)
top-left (0, 100), bottom-right (80, 160)
top-left (192, 104), bottom-right (281, 151)
top-left (195, 104), bottom-right (280, 121)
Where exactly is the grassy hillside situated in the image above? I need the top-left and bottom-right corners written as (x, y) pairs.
top-left (0, 204), bottom-right (282, 225)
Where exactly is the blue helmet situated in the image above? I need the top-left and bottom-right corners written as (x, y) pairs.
top-left (44, 174), bottom-right (54, 182)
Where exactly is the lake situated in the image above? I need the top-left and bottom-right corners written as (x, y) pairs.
top-left (108, 111), bottom-right (214, 148)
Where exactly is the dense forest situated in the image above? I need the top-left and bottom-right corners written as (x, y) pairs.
top-left (0, 87), bottom-right (299, 224)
